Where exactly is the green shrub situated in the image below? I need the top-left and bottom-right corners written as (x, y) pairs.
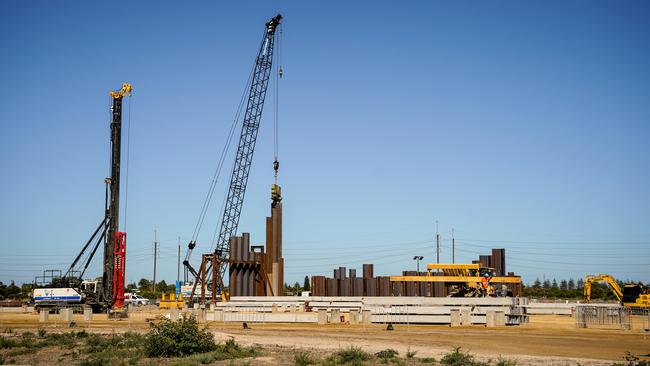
top-left (43, 332), bottom-right (77, 349)
top-left (405, 348), bottom-right (417, 359)
top-left (37, 329), bottom-right (46, 338)
top-left (0, 337), bottom-right (18, 349)
top-left (420, 357), bottom-right (437, 364)
top-left (146, 315), bottom-right (216, 357)
top-left (495, 358), bottom-right (518, 366)
top-left (294, 351), bottom-right (316, 365)
top-left (440, 347), bottom-right (488, 366)
top-left (611, 351), bottom-right (650, 366)
top-left (336, 346), bottom-right (370, 364)
top-left (375, 349), bottom-right (399, 360)
top-left (169, 339), bottom-right (258, 366)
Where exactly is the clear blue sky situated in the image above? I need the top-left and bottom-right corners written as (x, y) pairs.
top-left (1, 1), bottom-right (649, 287)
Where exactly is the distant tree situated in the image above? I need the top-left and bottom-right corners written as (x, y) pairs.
top-left (542, 279), bottom-right (551, 290)
top-left (303, 276), bottom-right (311, 292)
top-left (2, 281), bottom-right (21, 299)
top-left (567, 278), bottom-right (576, 290)
top-left (20, 283), bottom-right (33, 299)
top-left (532, 278), bottom-right (542, 289)
top-left (576, 278), bottom-right (585, 290)
top-left (551, 279), bottom-right (558, 289)
top-left (138, 278), bottom-right (152, 291)
top-left (559, 280), bottom-right (568, 291)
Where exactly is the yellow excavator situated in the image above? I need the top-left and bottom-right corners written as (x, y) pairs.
top-left (584, 274), bottom-right (650, 308)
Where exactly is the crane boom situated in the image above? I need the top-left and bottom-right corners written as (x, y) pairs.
top-left (184, 15), bottom-right (282, 292)
top-left (214, 14), bottom-right (282, 279)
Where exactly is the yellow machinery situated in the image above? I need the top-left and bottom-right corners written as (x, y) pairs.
top-left (584, 274), bottom-right (650, 308)
top-left (159, 292), bottom-right (185, 309)
top-left (390, 263), bottom-right (521, 297)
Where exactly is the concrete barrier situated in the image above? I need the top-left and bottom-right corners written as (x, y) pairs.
top-left (331, 309), bottom-right (341, 323)
top-left (39, 310), bottom-right (48, 322)
top-left (460, 308), bottom-right (472, 325)
top-left (317, 309), bottom-right (327, 324)
top-left (213, 296), bottom-right (528, 325)
top-left (450, 309), bottom-right (461, 327)
top-left (60, 308), bottom-right (73, 322)
top-left (83, 308), bottom-right (92, 321)
top-left (362, 309), bottom-right (372, 324)
top-left (349, 309), bottom-right (359, 324)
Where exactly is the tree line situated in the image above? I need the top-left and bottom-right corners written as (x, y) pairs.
top-left (522, 277), bottom-right (644, 300)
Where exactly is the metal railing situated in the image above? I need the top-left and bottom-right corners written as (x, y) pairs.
top-left (575, 305), bottom-right (630, 329)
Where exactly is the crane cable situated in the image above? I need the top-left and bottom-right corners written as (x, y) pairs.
top-left (273, 25), bottom-right (282, 183)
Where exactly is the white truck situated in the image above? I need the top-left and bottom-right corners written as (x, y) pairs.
top-left (124, 293), bottom-right (150, 306)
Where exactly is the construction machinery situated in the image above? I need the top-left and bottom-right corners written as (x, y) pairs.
top-left (33, 83), bottom-right (131, 312)
top-left (390, 263), bottom-right (521, 297)
top-left (183, 14), bottom-right (283, 301)
top-left (584, 274), bottom-right (650, 308)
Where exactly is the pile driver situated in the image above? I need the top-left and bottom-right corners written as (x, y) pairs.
top-left (33, 83), bottom-right (131, 312)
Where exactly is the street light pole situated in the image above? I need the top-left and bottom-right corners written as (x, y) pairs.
top-left (413, 256), bottom-right (424, 274)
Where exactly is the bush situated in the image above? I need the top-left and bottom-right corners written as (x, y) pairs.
top-left (0, 337), bottom-right (18, 349)
top-left (406, 348), bottom-right (417, 359)
top-left (420, 357), bottom-right (437, 364)
top-left (336, 346), bottom-right (370, 364)
top-left (495, 358), bottom-right (518, 366)
top-left (376, 349), bottom-right (399, 361)
top-left (294, 351), bottom-right (316, 365)
top-left (440, 347), bottom-right (488, 366)
top-left (146, 315), bottom-right (216, 357)
top-left (611, 352), bottom-right (650, 366)
top-left (169, 339), bottom-right (258, 366)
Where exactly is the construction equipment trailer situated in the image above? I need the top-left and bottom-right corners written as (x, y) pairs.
top-left (390, 263), bottom-right (522, 297)
top-left (183, 14), bottom-right (282, 301)
top-left (33, 83), bottom-right (131, 312)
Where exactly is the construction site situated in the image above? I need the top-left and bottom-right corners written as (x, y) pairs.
top-left (2, 4), bottom-right (650, 366)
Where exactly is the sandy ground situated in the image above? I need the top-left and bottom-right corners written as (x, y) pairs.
top-left (1, 311), bottom-right (649, 365)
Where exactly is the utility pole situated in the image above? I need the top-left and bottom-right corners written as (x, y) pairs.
top-left (177, 236), bottom-right (181, 284)
top-left (153, 229), bottom-right (158, 296)
top-left (452, 228), bottom-right (455, 264)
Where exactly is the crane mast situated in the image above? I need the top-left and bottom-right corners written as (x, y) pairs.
top-left (184, 14), bottom-right (282, 292)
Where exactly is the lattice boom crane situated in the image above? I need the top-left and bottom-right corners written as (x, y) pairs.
top-left (184, 14), bottom-right (282, 293)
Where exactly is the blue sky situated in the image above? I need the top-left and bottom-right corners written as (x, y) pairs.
top-left (1, 1), bottom-right (649, 287)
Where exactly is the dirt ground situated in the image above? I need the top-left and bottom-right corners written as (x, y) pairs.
top-left (1, 311), bottom-right (648, 365)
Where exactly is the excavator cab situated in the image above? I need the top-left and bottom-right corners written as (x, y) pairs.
top-left (623, 284), bottom-right (645, 304)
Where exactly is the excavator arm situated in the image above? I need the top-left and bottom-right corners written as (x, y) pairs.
top-left (584, 274), bottom-right (623, 303)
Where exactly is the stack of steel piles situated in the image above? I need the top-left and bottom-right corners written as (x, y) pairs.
top-left (228, 233), bottom-right (265, 296)
top-left (264, 188), bottom-right (284, 296)
top-left (228, 185), bottom-right (285, 297)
